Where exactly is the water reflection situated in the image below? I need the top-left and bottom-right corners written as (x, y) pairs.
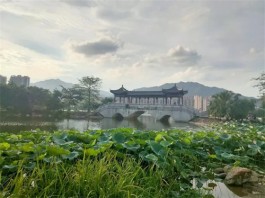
top-left (0, 115), bottom-right (198, 132)
top-left (56, 116), bottom-right (198, 132)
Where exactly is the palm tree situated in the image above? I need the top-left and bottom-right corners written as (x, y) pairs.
top-left (208, 91), bottom-right (233, 119)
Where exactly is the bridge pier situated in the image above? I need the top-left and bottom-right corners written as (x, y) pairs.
top-left (97, 104), bottom-right (195, 122)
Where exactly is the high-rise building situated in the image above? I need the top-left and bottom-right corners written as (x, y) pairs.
top-left (9, 75), bottom-right (30, 87)
top-left (202, 96), bottom-right (211, 112)
top-left (0, 75), bottom-right (7, 85)
top-left (194, 95), bottom-right (203, 112)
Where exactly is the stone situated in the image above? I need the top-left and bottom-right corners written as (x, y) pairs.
top-left (215, 173), bottom-right (227, 179)
top-left (223, 165), bottom-right (232, 173)
top-left (224, 167), bottom-right (259, 186)
top-left (214, 167), bottom-right (224, 174)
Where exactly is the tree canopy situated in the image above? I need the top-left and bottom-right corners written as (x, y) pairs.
top-left (253, 72), bottom-right (265, 97)
top-left (208, 91), bottom-right (255, 120)
top-left (77, 76), bottom-right (102, 113)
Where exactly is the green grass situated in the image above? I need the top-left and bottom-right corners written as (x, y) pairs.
top-left (0, 122), bottom-right (264, 197)
top-left (1, 152), bottom-right (202, 198)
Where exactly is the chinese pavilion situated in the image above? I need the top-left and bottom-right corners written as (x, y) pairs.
top-left (110, 84), bottom-right (188, 105)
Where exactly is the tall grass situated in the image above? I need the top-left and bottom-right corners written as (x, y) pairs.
top-left (1, 151), bottom-right (201, 198)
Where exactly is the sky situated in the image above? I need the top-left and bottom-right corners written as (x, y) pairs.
top-left (0, 0), bottom-right (264, 97)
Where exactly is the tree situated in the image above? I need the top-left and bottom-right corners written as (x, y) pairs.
top-left (47, 90), bottom-right (64, 112)
top-left (208, 91), bottom-right (233, 118)
top-left (208, 91), bottom-right (255, 120)
top-left (61, 87), bottom-right (82, 112)
top-left (253, 72), bottom-right (265, 108)
top-left (253, 72), bottom-right (265, 97)
top-left (0, 84), bottom-right (31, 114)
top-left (229, 99), bottom-right (255, 120)
top-left (101, 97), bottom-right (113, 105)
top-left (77, 76), bottom-right (102, 113)
top-left (27, 86), bottom-right (51, 112)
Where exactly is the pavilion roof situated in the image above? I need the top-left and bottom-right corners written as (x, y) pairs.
top-left (162, 84), bottom-right (186, 93)
top-left (110, 85), bottom-right (128, 94)
top-left (110, 84), bottom-right (188, 97)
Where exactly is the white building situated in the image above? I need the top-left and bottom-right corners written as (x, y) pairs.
top-left (9, 75), bottom-right (30, 87)
top-left (0, 75), bottom-right (7, 85)
top-left (193, 95), bottom-right (211, 112)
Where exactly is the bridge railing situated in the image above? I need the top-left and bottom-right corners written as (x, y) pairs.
top-left (97, 103), bottom-right (196, 115)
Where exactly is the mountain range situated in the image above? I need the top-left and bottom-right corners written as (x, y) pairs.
top-left (134, 82), bottom-right (227, 97)
top-left (31, 79), bottom-right (241, 98)
top-left (30, 79), bottom-right (112, 98)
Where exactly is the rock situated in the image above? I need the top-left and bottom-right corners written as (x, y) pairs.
top-left (215, 173), bottom-right (227, 179)
top-left (224, 167), bottom-right (259, 186)
top-left (249, 171), bottom-right (259, 183)
top-left (223, 165), bottom-right (232, 173)
top-left (214, 167), bottom-right (224, 174)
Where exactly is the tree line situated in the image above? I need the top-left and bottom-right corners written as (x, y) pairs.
top-left (0, 76), bottom-right (113, 116)
top-left (208, 72), bottom-right (264, 121)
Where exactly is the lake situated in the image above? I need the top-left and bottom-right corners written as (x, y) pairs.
top-left (0, 115), bottom-right (199, 132)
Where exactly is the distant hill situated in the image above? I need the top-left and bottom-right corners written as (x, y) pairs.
top-left (31, 79), bottom-right (112, 98)
top-left (134, 82), bottom-right (227, 97)
top-left (31, 79), bottom-right (73, 91)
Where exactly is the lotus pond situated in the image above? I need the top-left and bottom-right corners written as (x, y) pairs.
top-left (0, 122), bottom-right (264, 197)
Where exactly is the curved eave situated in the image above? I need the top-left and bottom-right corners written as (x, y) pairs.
top-left (110, 90), bottom-right (128, 95)
top-left (110, 85), bottom-right (128, 95)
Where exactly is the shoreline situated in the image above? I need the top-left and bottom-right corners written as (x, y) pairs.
top-left (190, 117), bottom-right (221, 127)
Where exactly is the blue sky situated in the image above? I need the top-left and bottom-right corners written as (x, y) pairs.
top-left (0, 0), bottom-right (264, 97)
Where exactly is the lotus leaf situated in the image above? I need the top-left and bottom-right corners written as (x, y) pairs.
top-left (84, 148), bottom-right (100, 156)
top-left (0, 142), bottom-right (10, 150)
top-left (145, 154), bottom-right (158, 162)
top-left (47, 146), bottom-right (70, 156)
top-left (62, 151), bottom-right (79, 160)
top-left (112, 133), bottom-right (126, 144)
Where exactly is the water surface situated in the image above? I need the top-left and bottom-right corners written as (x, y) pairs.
top-left (0, 115), bottom-right (198, 132)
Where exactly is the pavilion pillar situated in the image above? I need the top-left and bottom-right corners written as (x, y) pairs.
top-left (181, 96), bottom-right (183, 105)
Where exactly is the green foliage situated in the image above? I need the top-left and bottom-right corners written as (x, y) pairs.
top-left (60, 86), bottom-right (83, 112)
top-left (253, 72), bottom-right (265, 98)
top-left (0, 76), bottom-right (103, 115)
top-left (230, 98), bottom-right (255, 120)
top-left (208, 91), bottom-right (233, 118)
top-left (0, 84), bottom-right (64, 115)
top-left (101, 97), bottom-right (113, 105)
top-left (0, 122), bottom-right (264, 197)
top-left (208, 91), bottom-right (255, 120)
top-left (77, 76), bottom-right (102, 113)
